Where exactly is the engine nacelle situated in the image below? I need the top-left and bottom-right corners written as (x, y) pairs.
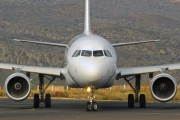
top-left (150, 73), bottom-right (177, 102)
top-left (4, 73), bottom-right (31, 101)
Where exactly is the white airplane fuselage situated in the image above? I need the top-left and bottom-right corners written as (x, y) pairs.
top-left (64, 34), bottom-right (117, 88)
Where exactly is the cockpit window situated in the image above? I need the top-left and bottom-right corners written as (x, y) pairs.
top-left (93, 50), bottom-right (103, 57)
top-left (81, 50), bottom-right (92, 57)
top-left (72, 50), bottom-right (78, 57)
top-left (72, 50), bottom-right (81, 57)
top-left (104, 50), bottom-right (112, 57)
top-left (72, 50), bottom-right (112, 57)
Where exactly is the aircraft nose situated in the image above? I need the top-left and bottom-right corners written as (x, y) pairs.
top-left (69, 59), bottom-right (114, 87)
top-left (80, 61), bottom-right (103, 83)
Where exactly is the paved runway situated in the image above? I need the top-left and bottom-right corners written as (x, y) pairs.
top-left (1, 98), bottom-right (180, 120)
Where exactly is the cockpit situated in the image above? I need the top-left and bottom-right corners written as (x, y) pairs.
top-left (72, 50), bottom-right (112, 57)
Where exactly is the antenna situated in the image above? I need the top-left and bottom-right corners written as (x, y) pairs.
top-left (84, 0), bottom-right (92, 35)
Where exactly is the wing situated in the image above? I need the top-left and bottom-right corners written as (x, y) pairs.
top-left (0, 62), bottom-right (63, 76)
top-left (112, 39), bottom-right (160, 47)
top-left (14, 39), bottom-right (69, 48)
top-left (116, 63), bottom-right (180, 77)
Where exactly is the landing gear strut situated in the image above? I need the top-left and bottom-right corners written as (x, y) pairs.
top-left (125, 75), bottom-right (146, 108)
top-left (33, 74), bottom-right (56, 108)
top-left (86, 86), bottom-right (98, 111)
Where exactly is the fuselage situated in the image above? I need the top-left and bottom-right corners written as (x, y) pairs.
top-left (60, 0), bottom-right (118, 89)
top-left (63, 33), bottom-right (117, 88)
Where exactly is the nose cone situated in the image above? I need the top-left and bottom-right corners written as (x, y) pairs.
top-left (69, 58), bottom-right (115, 87)
top-left (82, 62), bottom-right (102, 82)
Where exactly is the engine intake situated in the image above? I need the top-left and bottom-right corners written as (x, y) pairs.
top-left (4, 73), bottom-right (31, 101)
top-left (150, 73), bottom-right (177, 102)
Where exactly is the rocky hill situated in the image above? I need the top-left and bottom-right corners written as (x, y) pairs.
top-left (0, 0), bottom-right (180, 85)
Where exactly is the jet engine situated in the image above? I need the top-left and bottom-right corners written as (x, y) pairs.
top-left (150, 73), bottom-right (177, 102)
top-left (4, 73), bottom-right (31, 101)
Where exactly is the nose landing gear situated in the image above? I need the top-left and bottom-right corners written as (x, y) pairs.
top-left (86, 86), bottom-right (98, 111)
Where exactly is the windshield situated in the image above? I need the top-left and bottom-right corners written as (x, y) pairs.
top-left (72, 50), bottom-right (112, 57)
top-left (104, 50), bottom-right (112, 57)
top-left (72, 50), bottom-right (81, 57)
top-left (93, 50), bottom-right (103, 57)
top-left (81, 50), bottom-right (92, 57)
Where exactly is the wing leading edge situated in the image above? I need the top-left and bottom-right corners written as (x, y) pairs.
top-left (0, 63), bottom-right (63, 76)
top-left (117, 63), bottom-right (180, 77)
top-left (14, 39), bottom-right (69, 48)
top-left (112, 39), bottom-right (160, 47)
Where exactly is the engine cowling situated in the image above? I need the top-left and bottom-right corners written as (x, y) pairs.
top-left (4, 73), bottom-right (31, 101)
top-left (150, 73), bottom-right (177, 102)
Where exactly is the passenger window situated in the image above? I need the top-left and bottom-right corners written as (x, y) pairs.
top-left (81, 50), bottom-right (92, 57)
top-left (72, 50), bottom-right (81, 57)
top-left (93, 50), bottom-right (103, 57)
top-left (104, 50), bottom-right (112, 57)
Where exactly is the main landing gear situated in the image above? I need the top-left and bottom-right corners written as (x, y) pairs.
top-left (33, 74), bottom-right (56, 108)
top-left (86, 86), bottom-right (98, 111)
top-left (125, 75), bottom-right (146, 108)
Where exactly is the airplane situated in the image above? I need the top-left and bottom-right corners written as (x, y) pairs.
top-left (0, 0), bottom-right (180, 112)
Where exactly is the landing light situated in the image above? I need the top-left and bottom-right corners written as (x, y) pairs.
top-left (87, 87), bottom-right (91, 92)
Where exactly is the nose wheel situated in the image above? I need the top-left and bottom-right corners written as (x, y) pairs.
top-left (86, 86), bottom-right (98, 111)
top-left (86, 101), bottom-right (98, 111)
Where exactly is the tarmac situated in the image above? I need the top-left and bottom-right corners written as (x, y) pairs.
top-left (1, 98), bottom-right (180, 120)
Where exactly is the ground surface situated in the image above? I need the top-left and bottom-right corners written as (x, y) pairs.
top-left (0, 98), bottom-right (180, 120)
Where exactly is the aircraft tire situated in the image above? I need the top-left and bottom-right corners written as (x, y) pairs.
top-left (128, 94), bottom-right (134, 108)
top-left (86, 102), bottom-right (91, 111)
top-left (91, 102), bottom-right (98, 111)
top-left (33, 94), bottom-right (39, 108)
top-left (45, 94), bottom-right (51, 108)
top-left (139, 94), bottom-right (146, 108)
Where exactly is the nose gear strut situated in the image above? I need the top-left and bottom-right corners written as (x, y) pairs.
top-left (86, 86), bottom-right (98, 111)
